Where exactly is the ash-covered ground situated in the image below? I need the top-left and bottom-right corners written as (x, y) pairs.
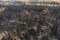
top-left (0, 5), bottom-right (60, 40)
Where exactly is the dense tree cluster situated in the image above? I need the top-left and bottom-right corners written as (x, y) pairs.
top-left (0, 5), bottom-right (60, 40)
